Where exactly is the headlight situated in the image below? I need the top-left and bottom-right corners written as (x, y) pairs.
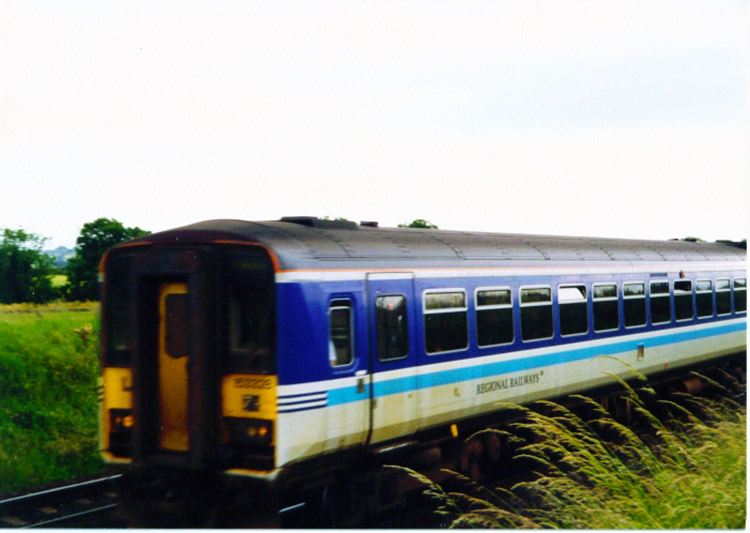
top-left (108, 408), bottom-right (133, 457)
top-left (225, 417), bottom-right (273, 446)
top-left (110, 409), bottom-right (134, 431)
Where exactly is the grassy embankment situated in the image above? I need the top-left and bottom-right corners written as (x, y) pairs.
top-left (0, 302), bottom-right (104, 495)
top-left (395, 372), bottom-right (746, 529)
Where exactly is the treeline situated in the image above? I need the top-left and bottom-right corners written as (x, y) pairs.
top-left (0, 218), bottom-right (148, 304)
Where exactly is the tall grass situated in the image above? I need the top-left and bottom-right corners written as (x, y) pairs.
top-left (396, 372), bottom-right (746, 529)
top-left (0, 305), bottom-right (103, 495)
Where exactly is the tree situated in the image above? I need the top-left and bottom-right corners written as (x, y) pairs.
top-left (66, 218), bottom-right (149, 301)
top-left (0, 229), bottom-right (58, 303)
top-left (398, 219), bottom-right (438, 229)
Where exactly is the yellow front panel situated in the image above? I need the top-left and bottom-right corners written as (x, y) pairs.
top-left (158, 282), bottom-right (190, 452)
top-left (102, 367), bottom-right (134, 410)
top-left (100, 367), bottom-right (133, 457)
top-left (222, 374), bottom-right (277, 420)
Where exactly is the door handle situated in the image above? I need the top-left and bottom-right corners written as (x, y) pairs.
top-left (357, 377), bottom-right (365, 394)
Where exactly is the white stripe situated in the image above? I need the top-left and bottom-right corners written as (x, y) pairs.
top-left (277, 393), bottom-right (327, 404)
top-left (277, 399), bottom-right (327, 411)
top-left (278, 374), bottom-right (362, 396)
top-left (276, 262), bottom-right (746, 283)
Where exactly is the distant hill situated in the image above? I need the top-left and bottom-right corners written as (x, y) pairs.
top-left (44, 246), bottom-right (75, 268)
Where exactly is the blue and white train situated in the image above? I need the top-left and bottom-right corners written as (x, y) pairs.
top-left (99, 217), bottom-right (746, 511)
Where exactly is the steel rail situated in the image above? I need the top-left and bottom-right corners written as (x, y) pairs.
top-left (0, 475), bottom-right (122, 528)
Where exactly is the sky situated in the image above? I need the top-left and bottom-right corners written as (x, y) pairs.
top-left (1, 0), bottom-right (748, 249)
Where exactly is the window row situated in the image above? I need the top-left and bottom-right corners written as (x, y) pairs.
top-left (328, 277), bottom-right (746, 365)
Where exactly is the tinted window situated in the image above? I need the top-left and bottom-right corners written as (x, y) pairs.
top-left (734, 278), bottom-right (746, 313)
top-left (716, 278), bottom-right (731, 315)
top-left (593, 283), bottom-right (619, 332)
top-left (559, 285), bottom-right (588, 336)
top-left (521, 287), bottom-right (553, 341)
top-left (696, 280), bottom-right (713, 318)
top-left (106, 254), bottom-right (133, 366)
top-left (376, 295), bottom-right (409, 361)
top-left (650, 281), bottom-right (671, 324)
top-left (165, 293), bottom-right (189, 358)
top-left (476, 288), bottom-right (513, 347)
top-left (673, 280), bottom-right (693, 321)
top-left (225, 250), bottom-right (275, 374)
top-left (623, 282), bottom-right (646, 328)
top-left (424, 291), bottom-right (468, 354)
top-left (329, 300), bottom-right (353, 366)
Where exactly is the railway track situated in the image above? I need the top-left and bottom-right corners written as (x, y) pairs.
top-left (0, 475), bottom-right (122, 528)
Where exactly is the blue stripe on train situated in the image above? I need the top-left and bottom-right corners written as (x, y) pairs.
top-left (323, 321), bottom-right (746, 408)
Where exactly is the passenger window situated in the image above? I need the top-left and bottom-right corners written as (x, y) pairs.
top-left (696, 280), bottom-right (713, 318)
top-left (558, 285), bottom-right (588, 336)
top-left (623, 282), bottom-right (646, 328)
top-left (424, 291), bottom-right (468, 354)
top-left (476, 288), bottom-right (514, 347)
top-left (734, 278), bottom-right (746, 313)
top-left (376, 295), bottom-right (409, 361)
top-left (673, 280), bottom-right (693, 321)
top-left (593, 284), bottom-right (619, 332)
top-left (329, 300), bottom-right (353, 366)
top-left (650, 281), bottom-right (671, 324)
top-left (716, 278), bottom-right (731, 315)
top-left (520, 287), bottom-right (553, 341)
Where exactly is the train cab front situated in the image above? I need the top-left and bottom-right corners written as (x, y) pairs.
top-left (99, 240), bottom-right (278, 495)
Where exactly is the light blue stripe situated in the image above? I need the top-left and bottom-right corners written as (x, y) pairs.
top-left (321, 321), bottom-right (746, 408)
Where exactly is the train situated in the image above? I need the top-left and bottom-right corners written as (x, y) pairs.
top-left (98, 217), bottom-right (746, 523)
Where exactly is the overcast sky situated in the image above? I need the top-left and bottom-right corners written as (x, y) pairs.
top-left (1, 0), bottom-right (748, 249)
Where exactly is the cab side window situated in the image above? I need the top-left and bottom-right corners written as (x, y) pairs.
top-left (329, 299), bottom-right (353, 367)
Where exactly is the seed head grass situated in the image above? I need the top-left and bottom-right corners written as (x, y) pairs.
top-left (395, 366), bottom-right (746, 529)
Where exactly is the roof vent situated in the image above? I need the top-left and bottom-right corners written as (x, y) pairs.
top-left (279, 216), bottom-right (358, 230)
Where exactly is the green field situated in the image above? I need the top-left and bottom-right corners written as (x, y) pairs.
top-left (50, 274), bottom-right (68, 288)
top-left (0, 304), bottom-right (104, 495)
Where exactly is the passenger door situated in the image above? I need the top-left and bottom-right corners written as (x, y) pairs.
top-left (324, 293), bottom-right (370, 451)
top-left (366, 273), bottom-right (419, 444)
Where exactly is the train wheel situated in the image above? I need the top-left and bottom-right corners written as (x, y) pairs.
top-left (458, 437), bottom-right (483, 481)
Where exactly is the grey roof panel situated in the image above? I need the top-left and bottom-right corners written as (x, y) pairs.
top-left (119, 219), bottom-right (746, 270)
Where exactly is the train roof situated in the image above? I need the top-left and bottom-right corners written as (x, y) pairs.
top-left (118, 217), bottom-right (747, 271)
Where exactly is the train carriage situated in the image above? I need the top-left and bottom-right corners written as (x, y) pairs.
top-left (99, 216), bottom-right (746, 518)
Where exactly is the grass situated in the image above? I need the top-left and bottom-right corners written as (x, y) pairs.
top-left (0, 303), bottom-right (104, 495)
top-left (394, 371), bottom-right (746, 529)
top-left (50, 274), bottom-right (68, 288)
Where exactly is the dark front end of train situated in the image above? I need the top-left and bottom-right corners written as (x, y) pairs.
top-left (99, 240), bottom-right (278, 501)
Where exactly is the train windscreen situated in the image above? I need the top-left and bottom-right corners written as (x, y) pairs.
top-left (223, 249), bottom-right (276, 375)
